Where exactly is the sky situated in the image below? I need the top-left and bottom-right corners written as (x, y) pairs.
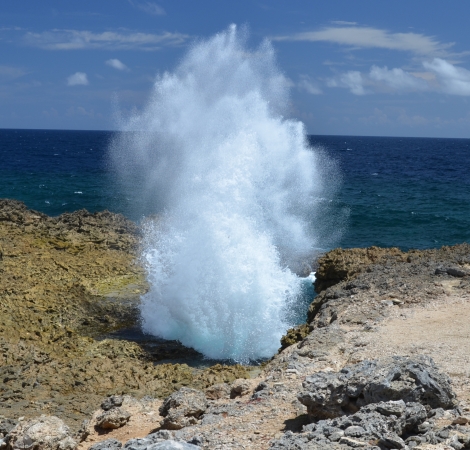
top-left (2, 1), bottom-right (470, 137)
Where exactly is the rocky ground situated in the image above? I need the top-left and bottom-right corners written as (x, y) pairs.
top-left (0, 200), bottom-right (249, 430)
top-left (1, 199), bottom-right (470, 449)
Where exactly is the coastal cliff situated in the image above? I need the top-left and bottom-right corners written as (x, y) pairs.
top-left (1, 200), bottom-right (470, 449)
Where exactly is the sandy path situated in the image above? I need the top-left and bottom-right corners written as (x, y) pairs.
top-left (360, 293), bottom-right (470, 404)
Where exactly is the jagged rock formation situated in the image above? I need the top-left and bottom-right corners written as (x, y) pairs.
top-left (298, 356), bottom-right (456, 420)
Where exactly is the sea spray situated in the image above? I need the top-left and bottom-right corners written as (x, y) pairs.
top-left (110, 25), bottom-right (342, 362)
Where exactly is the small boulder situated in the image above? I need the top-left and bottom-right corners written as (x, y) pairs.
top-left (96, 408), bottom-right (131, 430)
top-left (7, 415), bottom-right (76, 450)
top-left (89, 439), bottom-right (122, 450)
top-left (144, 442), bottom-right (199, 449)
top-left (101, 396), bottom-right (124, 411)
top-left (159, 388), bottom-right (207, 430)
top-left (230, 379), bottom-right (251, 399)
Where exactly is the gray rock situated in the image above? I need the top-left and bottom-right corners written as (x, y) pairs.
top-left (0, 419), bottom-right (17, 436)
top-left (124, 431), bottom-right (174, 450)
top-left (95, 408), bottom-right (131, 429)
top-left (436, 266), bottom-right (469, 277)
top-left (159, 388), bottom-right (207, 430)
top-left (101, 396), bottom-right (124, 411)
top-left (6, 415), bottom-right (76, 450)
top-left (89, 439), bottom-right (123, 450)
top-left (146, 442), bottom-right (200, 450)
top-left (343, 426), bottom-right (366, 437)
top-left (270, 401), bottom-right (426, 449)
top-left (378, 432), bottom-right (406, 449)
top-left (298, 356), bottom-right (456, 420)
top-left (230, 379), bottom-right (251, 398)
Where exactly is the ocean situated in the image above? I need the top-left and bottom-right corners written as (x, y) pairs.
top-left (2, 128), bottom-right (469, 252)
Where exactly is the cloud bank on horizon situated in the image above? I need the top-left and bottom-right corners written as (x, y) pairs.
top-left (1, 0), bottom-right (470, 137)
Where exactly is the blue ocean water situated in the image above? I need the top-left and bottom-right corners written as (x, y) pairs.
top-left (1, 129), bottom-right (469, 251)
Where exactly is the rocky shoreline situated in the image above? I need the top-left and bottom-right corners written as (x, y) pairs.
top-left (1, 199), bottom-right (470, 449)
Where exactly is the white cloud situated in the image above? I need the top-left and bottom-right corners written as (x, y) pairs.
top-left (369, 66), bottom-right (428, 91)
top-left (23, 29), bottom-right (188, 51)
top-left (0, 65), bottom-right (25, 80)
top-left (298, 75), bottom-right (322, 95)
top-left (328, 71), bottom-right (365, 95)
top-left (327, 58), bottom-right (470, 97)
top-left (423, 58), bottom-right (470, 95)
top-left (331, 21), bottom-right (357, 26)
top-left (106, 58), bottom-right (129, 71)
top-left (67, 72), bottom-right (88, 86)
top-left (129, 0), bottom-right (165, 15)
top-left (273, 26), bottom-right (453, 57)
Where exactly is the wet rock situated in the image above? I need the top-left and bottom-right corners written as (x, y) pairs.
top-left (7, 415), bottom-right (76, 450)
top-left (159, 388), bottom-right (207, 430)
top-left (314, 246), bottom-right (405, 294)
top-left (280, 324), bottom-right (310, 350)
top-left (95, 408), bottom-right (131, 430)
top-left (298, 356), bottom-right (456, 420)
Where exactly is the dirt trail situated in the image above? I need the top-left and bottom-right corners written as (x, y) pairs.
top-left (361, 293), bottom-right (470, 404)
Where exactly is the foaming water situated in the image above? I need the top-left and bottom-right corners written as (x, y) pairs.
top-left (110, 25), bottom-right (341, 362)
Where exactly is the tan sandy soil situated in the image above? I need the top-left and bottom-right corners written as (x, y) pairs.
top-left (359, 292), bottom-right (470, 405)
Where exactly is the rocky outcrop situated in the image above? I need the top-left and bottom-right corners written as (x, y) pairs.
top-left (270, 401), bottom-right (470, 449)
top-left (159, 388), bottom-right (208, 430)
top-left (95, 408), bottom-right (131, 430)
top-left (306, 243), bottom-right (470, 328)
top-left (298, 356), bottom-right (456, 420)
top-left (0, 199), bottom-right (139, 253)
top-left (270, 357), bottom-right (464, 449)
top-left (313, 246), bottom-right (406, 293)
top-left (5, 415), bottom-right (76, 450)
top-left (313, 244), bottom-right (470, 296)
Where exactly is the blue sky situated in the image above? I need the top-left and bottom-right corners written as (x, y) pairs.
top-left (2, 1), bottom-right (470, 137)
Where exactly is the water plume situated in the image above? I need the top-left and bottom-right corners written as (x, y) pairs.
top-left (110, 25), bottom-right (342, 362)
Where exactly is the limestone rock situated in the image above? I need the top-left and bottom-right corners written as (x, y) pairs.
top-left (89, 439), bottom-right (122, 450)
top-left (123, 431), bottom-right (177, 450)
top-left (314, 246), bottom-right (405, 293)
top-left (269, 401), bottom-right (461, 449)
top-left (143, 442), bottom-right (199, 450)
top-left (0, 419), bottom-right (17, 437)
top-left (101, 396), bottom-right (124, 411)
top-left (95, 408), bottom-right (131, 430)
top-left (205, 383), bottom-right (230, 400)
top-left (298, 356), bottom-right (456, 420)
top-left (7, 415), bottom-right (76, 450)
top-left (230, 379), bottom-right (251, 398)
top-left (159, 388), bottom-right (207, 430)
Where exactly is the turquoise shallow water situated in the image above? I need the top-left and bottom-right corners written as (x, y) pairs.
top-left (1, 129), bottom-right (469, 250)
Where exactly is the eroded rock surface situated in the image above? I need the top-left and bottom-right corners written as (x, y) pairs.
top-left (6, 415), bottom-right (76, 450)
top-left (159, 388), bottom-right (208, 430)
top-left (298, 356), bottom-right (456, 420)
top-left (0, 200), bottom-right (249, 431)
